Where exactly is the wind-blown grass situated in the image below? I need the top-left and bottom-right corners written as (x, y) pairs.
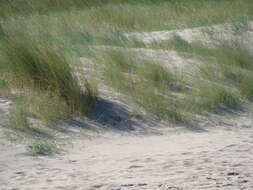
top-left (2, 0), bottom-right (251, 26)
top-left (97, 50), bottom-right (187, 122)
top-left (1, 38), bottom-right (96, 115)
top-left (188, 43), bottom-right (253, 111)
top-left (0, 0), bottom-right (108, 17)
top-left (191, 80), bottom-right (241, 111)
top-left (142, 36), bottom-right (253, 111)
top-left (94, 39), bottom-right (253, 122)
top-left (0, 37), bottom-right (97, 134)
top-left (214, 45), bottom-right (253, 101)
top-left (0, 0), bottom-right (252, 56)
top-left (0, 0), bottom-right (252, 130)
top-left (7, 101), bottom-right (51, 138)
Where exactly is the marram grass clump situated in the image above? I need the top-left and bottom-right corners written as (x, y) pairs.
top-left (95, 40), bottom-right (253, 123)
top-left (1, 38), bottom-right (97, 123)
top-left (99, 50), bottom-right (187, 123)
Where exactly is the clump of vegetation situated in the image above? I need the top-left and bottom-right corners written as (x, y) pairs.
top-left (199, 44), bottom-right (253, 100)
top-left (0, 36), bottom-right (97, 138)
top-left (191, 80), bottom-right (241, 111)
top-left (146, 35), bottom-right (253, 111)
top-left (1, 37), bottom-right (96, 117)
top-left (8, 105), bottom-right (31, 134)
top-left (28, 141), bottom-right (57, 156)
top-left (238, 71), bottom-right (253, 100)
top-left (7, 101), bottom-right (52, 138)
top-left (94, 37), bottom-right (253, 123)
top-left (97, 50), bottom-right (187, 123)
top-left (215, 45), bottom-right (253, 101)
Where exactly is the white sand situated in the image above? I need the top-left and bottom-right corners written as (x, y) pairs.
top-left (1, 97), bottom-right (253, 190)
top-left (127, 21), bottom-right (253, 52)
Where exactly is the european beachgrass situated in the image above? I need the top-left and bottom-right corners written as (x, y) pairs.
top-left (0, 0), bottom-right (252, 135)
top-left (93, 39), bottom-right (253, 123)
top-left (95, 50), bottom-right (188, 123)
top-left (0, 36), bottom-right (97, 137)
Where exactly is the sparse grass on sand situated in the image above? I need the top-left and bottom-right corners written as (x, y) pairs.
top-left (95, 50), bottom-right (189, 123)
top-left (28, 141), bottom-right (57, 156)
top-left (93, 40), bottom-right (253, 122)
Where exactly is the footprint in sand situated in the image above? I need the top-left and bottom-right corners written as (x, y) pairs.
top-left (128, 165), bottom-right (143, 169)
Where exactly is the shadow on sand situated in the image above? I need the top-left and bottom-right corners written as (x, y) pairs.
top-left (50, 98), bottom-right (210, 137)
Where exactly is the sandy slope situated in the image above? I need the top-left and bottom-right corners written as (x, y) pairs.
top-left (1, 97), bottom-right (253, 190)
top-left (127, 22), bottom-right (253, 52)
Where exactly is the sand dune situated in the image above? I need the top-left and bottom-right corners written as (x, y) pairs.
top-left (1, 23), bottom-right (253, 189)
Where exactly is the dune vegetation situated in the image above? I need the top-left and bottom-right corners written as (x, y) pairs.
top-left (0, 0), bottom-right (253, 141)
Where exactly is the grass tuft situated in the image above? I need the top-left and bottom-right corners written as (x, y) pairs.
top-left (192, 80), bottom-right (241, 111)
top-left (28, 141), bottom-right (57, 156)
top-left (8, 104), bottom-right (47, 137)
top-left (1, 38), bottom-right (96, 116)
